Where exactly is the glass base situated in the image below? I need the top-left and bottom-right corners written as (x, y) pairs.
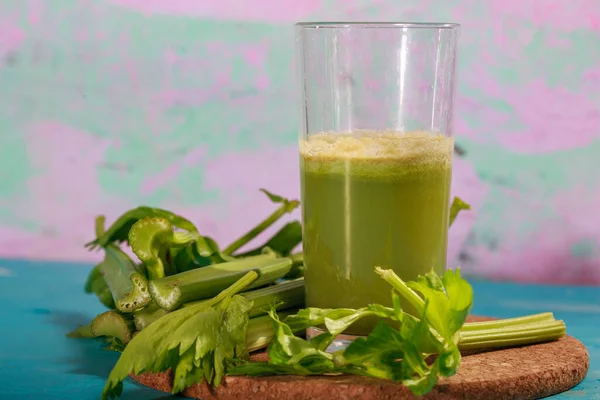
top-left (306, 326), bottom-right (365, 353)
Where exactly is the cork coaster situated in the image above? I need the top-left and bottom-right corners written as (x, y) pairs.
top-left (131, 316), bottom-right (589, 400)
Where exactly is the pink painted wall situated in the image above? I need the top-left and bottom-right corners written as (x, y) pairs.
top-left (0, 0), bottom-right (598, 284)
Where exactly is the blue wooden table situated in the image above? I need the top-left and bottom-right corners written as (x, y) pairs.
top-left (1, 258), bottom-right (598, 399)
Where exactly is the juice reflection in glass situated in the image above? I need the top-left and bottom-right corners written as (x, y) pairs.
top-left (295, 22), bottom-right (460, 336)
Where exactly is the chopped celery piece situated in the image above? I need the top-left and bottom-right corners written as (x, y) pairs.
top-left (128, 217), bottom-right (197, 279)
top-left (66, 323), bottom-right (95, 338)
top-left (91, 311), bottom-right (135, 345)
top-left (84, 264), bottom-right (116, 309)
top-left (100, 245), bottom-right (151, 313)
top-left (85, 206), bottom-right (198, 249)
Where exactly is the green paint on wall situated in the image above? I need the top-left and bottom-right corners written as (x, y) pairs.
top-left (0, 128), bottom-right (31, 198)
top-left (458, 138), bottom-right (600, 193)
top-left (456, 137), bottom-right (600, 246)
top-left (570, 240), bottom-right (596, 259)
top-left (523, 28), bottom-right (600, 90)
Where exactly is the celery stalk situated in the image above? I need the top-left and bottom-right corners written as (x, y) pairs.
top-left (375, 267), bottom-right (426, 314)
top-left (246, 311), bottom-right (303, 352)
top-left (149, 254), bottom-right (293, 311)
top-left (244, 279), bottom-right (304, 318)
top-left (222, 189), bottom-right (299, 256)
top-left (136, 278), bottom-right (305, 331)
top-left (461, 312), bottom-right (555, 332)
top-left (246, 315), bottom-right (276, 353)
top-left (458, 320), bottom-right (566, 350)
top-left (133, 303), bottom-right (168, 331)
top-left (84, 217), bottom-right (116, 309)
top-left (290, 252), bottom-right (304, 266)
top-left (185, 278), bottom-right (305, 316)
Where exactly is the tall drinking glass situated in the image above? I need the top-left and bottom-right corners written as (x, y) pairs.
top-left (296, 22), bottom-right (460, 337)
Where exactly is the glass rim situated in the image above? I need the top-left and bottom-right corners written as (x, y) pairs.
top-left (295, 21), bottom-right (460, 29)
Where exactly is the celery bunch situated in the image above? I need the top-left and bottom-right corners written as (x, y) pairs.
top-left (67, 190), bottom-right (565, 400)
top-left (70, 189), bottom-right (306, 397)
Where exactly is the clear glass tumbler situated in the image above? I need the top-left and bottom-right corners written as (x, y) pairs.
top-left (296, 22), bottom-right (460, 337)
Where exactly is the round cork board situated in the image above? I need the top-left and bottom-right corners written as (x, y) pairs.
top-left (131, 316), bottom-right (589, 400)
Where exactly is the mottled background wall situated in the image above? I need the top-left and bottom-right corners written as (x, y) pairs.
top-left (0, 0), bottom-right (599, 284)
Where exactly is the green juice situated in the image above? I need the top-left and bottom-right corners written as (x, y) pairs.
top-left (300, 131), bottom-right (454, 335)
